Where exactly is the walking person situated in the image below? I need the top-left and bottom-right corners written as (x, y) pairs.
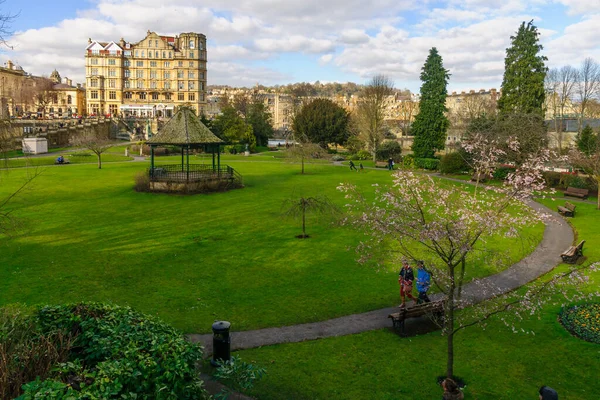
top-left (359, 162), bottom-right (364, 172)
top-left (388, 157), bottom-right (393, 170)
top-left (416, 260), bottom-right (431, 304)
top-left (349, 160), bottom-right (358, 171)
top-left (398, 260), bottom-right (417, 308)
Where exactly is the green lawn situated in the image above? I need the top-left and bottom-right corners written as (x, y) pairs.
top-left (0, 160), bottom-right (542, 335)
top-left (235, 198), bottom-right (600, 400)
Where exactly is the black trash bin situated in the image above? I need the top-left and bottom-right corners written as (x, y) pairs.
top-left (211, 320), bottom-right (231, 367)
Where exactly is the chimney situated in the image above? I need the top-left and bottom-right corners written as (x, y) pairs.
top-left (479, 89), bottom-right (485, 93)
top-left (119, 37), bottom-right (126, 47)
top-left (452, 91), bottom-right (456, 95)
top-left (461, 91), bottom-right (466, 95)
top-left (6, 60), bottom-right (13, 70)
top-left (491, 88), bottom-right (497, 94)
top-left (88, 38), bottom-right (92, 44)
top-left (469, 90), bottom-right (475, 94)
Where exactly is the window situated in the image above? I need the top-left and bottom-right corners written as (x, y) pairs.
top-left (189, 61), bottom-right (194, 68)
top-left (124, 51), bottom-right (131, 57)
top-left (124, 70), bottom-right (130, 78)
top-left (168, 52), bottom-right (172, 58)
top-left (67, 95), bottom-right (72, 104)
top-left (189, 51), bottom-right (194, 58)
top-left (188, 71), bottom-right (195, 79)
top-left (150, 71), bottom-right (157, 79)
top-left (109, 79), bottom-right (116, 88)
top-left (108, 59), bottom-right (116, 65)
top-left (150, 61), bottom-right (157, 67)
top-left (199, 41), bottom-right (203, 50)
top-left (164, 93), bottom-right (171, 100)
top-left (164, 81), bottom-right (171, 89)
top-left (164, 71), bottom-right (171, 79)
top-left (150, 81), bottom-right (157, 89)
top-left (189, 39), bottom-right (195, 49)
top-left (135, 50), bottom-right (139, 57)
top-left (199, 82), bottom-right (203, 90)
top-left (136, 70), bottom-right (144, 78)
top-left (124, 80), bottom-right (130, 88)
top-left (188, 93), bottom-right (195, 101)
top-left (162, 51), bottom-right (166, 58)
top-left (90, 58), bottom-right (98, 65)
top-left (137, 80), bottom-right (144, 88)
top-left (152, 92), bottom-right (159, 100)
top-left (177, 71), bottom-right (184, 78)
top-left (136, 61), bottom-right (144, 67)
top-left (125, 92), bottom-right (132, 99)
top-left (178, 93), bottom-right (184, 101)
top-left (90, 79), bottom-right (98, 87)
top-left (90, 91), bottom-right (98, 99)
top-left (188, 81), bottom-right (195, 90)
top-left (124, 60), bottom-right (130, 67)
top-left (149, 51), bottom-right (152, 58)
top-left (178, 81), bottom-right (184, 90)
top-left (200, 72), bottom-right (204, 79)
top-left (100, 92), bottom-right (104, 100)
top-left (108, 69), bottom-right (116, 77)
top-left (139, 92), bottom-right (146, 100)
top-left (178, 61), bottom-right (183, 67)
top-left (109, 91), bottom-right (116, 100)
top-left (141, 51), bottom-right (145, 57)
top-left (164, 61), bottom-right (170, 67)
top-left (91, 68), bottom-right (98, 75)
top-left (200, 94), bottom-right (205, 101)
top-left (155, 40), bottom-right (158, 47)
top-left (154, 51), bottom-right (158, 58)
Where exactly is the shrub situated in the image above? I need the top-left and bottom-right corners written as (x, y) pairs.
top-left (133, 171), bottom-right (150, 192)
top-left (493, 166), bottom-right (516, 181)
top-left (559, 303), bottom-right (600, 344)
top-left (344, 136), bottom-right (363, 154)
top-left (352, 150), bottom-right (371, 161)
top-left (0, 305), bottom-right (73, 400)
top-left (414, 157), bottom-right (440, 170)
top-left (375, 140), bottom-right (402, 161)
top-left (224, 144), bottom-right (245, 154)
top-left (20, 303), bottom-right (209, 399)
top-left (331, 154), bottom-right (346, 162)
top-left (213, 355), bottom-right (267, 399)
top-left (439, 152), bottom-right (469, 174)
top-left (542, 171), bottom-right (562, 188)
top-left (402, 154), bottom-right (415, 168)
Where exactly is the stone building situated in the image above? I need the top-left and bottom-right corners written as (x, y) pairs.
top-left (0, 60), bottom-right (28, 118)
top-left (85, 30), bottom-right (207, 118)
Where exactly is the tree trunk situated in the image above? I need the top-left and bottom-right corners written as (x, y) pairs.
top-left (446, 264), bottom-right (456, 378)
top-left (97, 153), bottom-right (102, 169)
top-left (302, 207), bottom-right (306, 237)
top-left (301, 156), bottom-right (305, 175)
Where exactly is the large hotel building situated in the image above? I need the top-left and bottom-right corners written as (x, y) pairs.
top-left (85, 30), bottom-right (207, 118)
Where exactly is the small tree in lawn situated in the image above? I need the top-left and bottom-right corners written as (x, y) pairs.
top-left (285, 130), bottom-right (326, 175)
top-left (339, 138), bottom-right (596, 379)
top-left (71, 130), bottom-right (113, 169)
top-left (282, 195), bottom-right (338, 239)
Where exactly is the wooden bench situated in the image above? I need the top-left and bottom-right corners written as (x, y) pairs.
top-left (564, 187), bottom-right (589, 199)
top-left (375, 161), bottom-right (389, 168)
top-left (388, 300), bottom-right (445, 336)
top-left (561, 240), bottom-right (585, 264)
top-left (557, 201), bottom-right (576, 217)
top-left (471, 172), bottom-right (493, 182)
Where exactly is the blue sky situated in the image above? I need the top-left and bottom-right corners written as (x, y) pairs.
top-left (1, 0), bottom-right (599, 92)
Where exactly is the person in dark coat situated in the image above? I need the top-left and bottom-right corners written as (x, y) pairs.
top-left (539, 386), bottom-right (558, 400)
top-left (349, 160), bottom-right (357, 171)
top-left (398, 260), bottom-right (417, 308)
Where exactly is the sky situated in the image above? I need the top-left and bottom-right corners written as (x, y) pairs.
top-left (0, 0), bottom-right (599, 93)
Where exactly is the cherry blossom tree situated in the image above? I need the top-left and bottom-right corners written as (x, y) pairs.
top-left (339, 138), bottom-right (597, 378)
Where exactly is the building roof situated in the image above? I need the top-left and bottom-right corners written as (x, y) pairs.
top-left (148, 107), bottom-right (224, 145)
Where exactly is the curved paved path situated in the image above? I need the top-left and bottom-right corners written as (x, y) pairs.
top-left (188, 199), bottom-right (573, 354)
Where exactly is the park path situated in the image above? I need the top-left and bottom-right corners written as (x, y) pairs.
top-left (188, 199), bottom-right (573, 354)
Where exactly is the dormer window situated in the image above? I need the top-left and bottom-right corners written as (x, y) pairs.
top-left (189, 39), bottom-right (195, 49)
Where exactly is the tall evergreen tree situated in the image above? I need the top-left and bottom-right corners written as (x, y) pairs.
top-left (411, 47), bottom-right (450, 158)
top-left (576, 125), bottom-right (598, 156)
top-left (498, 20), bottom-right (548, 116)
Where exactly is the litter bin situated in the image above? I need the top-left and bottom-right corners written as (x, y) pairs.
top-left (211, 320), bottom-right (231, 367)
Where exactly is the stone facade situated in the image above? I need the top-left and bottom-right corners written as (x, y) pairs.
top-left (85, 31), bottom-right (207, 118)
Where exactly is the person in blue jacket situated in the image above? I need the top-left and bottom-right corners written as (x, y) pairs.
top-left (416, 260), bottom-right (431, 304)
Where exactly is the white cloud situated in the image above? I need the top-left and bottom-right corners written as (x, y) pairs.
top-left (554, 0), bottom-right (600, 15)
top-left (254, 36), bottom-right (335, 54)
top-left (319, 54), bottom-right (333, 65)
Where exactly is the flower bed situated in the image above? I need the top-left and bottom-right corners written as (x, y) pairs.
top-left (559, 303), bottom-right (600, 344)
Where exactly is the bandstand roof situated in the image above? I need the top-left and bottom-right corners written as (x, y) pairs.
top-left (147, 107), bottom-right (224, 145)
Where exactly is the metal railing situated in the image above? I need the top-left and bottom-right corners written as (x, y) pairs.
top-left (149, 164), bottom-right (242, 185)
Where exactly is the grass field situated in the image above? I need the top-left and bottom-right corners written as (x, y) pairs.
top-left (235, 198), bottom-right (600, 399)
top-left (0, 159), bottom-right (542, 335)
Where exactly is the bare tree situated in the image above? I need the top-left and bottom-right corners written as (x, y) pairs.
top-left (546, 66), bottom-right (577, 150)
top-left (285, 131), bottom-right (325, 175)
top-left (30, 78), bottom-right (56, 119)
top-left (282, 195), bottom-right (339, 238)
top-left (71, 130), bottom-right (114, 169)
top-left (575, 58), bottom-right (600, 131)
top-left (0, 0), bottom-right (18, 48)
top-left (355, 75), bottom-right (394, 162)
top-left (570, 148), bottom-right (600, 209)
top-left (396, 98), bottom-right (419, 136)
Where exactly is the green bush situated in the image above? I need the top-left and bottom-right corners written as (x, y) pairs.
top-left (402, 154), bottom-right (415, 168)
top-left (559, 303), bottom-right (600, 344)
top-left (543, 171), bottom-right (562, 188)
top-left (493, 166), bottom-right (516, 181)
top-left (439, 152), bottom-right (469, 174)
top-left (375, 140), bottom-right (402, 162)
top-left (331, 154), bottom-right (346, 161)
top-left (213, 355), bottom-right (267, 399)
top-left (19, 303), bottom-right (209, 400)
top-left (414, 158), bottom-right (440, 171)
top-left (351, 150), bottom-right (371, 161)
top-left (560, 174), bottom-right (596, 190)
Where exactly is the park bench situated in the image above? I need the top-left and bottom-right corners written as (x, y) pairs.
top-left (471, 172), bottom-right (493, 182)
top-left (557, 201), bottom-right (576, 217)
top-left (54, 160), bottom-right (70, 165)
top-left (375, 161), bottom-right (389, 168)
top-left (564, 187), bottom-right (589, 199)
top-left (561, 240), bottom-right (585, 264)
top-left (388, 300), bottom-right (445, 336)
